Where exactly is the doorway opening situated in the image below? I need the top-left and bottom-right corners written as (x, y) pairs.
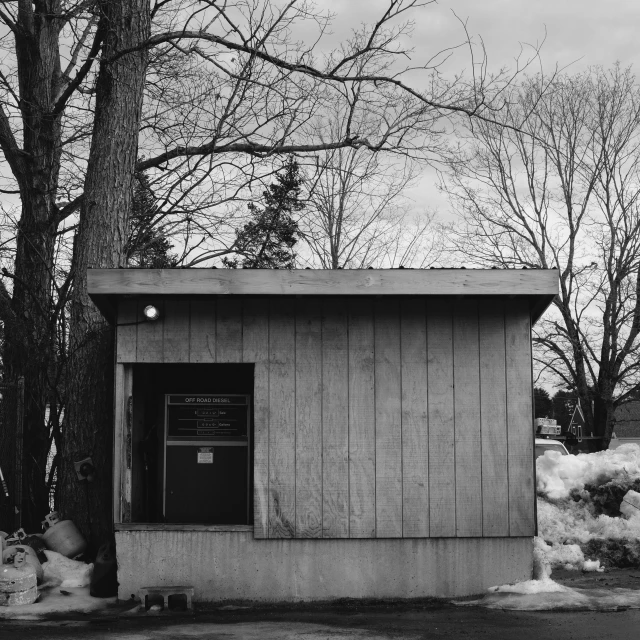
top-left (129, 363), bottom-right (253, 524)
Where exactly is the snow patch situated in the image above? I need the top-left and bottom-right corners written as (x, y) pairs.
top-left (42, 550), bottom-right (93, 588)
top-left (0, 583), bottom-right (115, 620)
top-left (460, 586), bottom-right (640, 611)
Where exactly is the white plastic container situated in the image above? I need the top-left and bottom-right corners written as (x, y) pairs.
top-left (0, 562), bottom-right (37, 606)
top-left (2, 545), bottom-right (43, 584)
top-left (41, 512), bottom-right (87, 559)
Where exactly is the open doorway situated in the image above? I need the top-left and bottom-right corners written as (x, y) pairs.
top-left (129, 363), bottom-right (254, 524)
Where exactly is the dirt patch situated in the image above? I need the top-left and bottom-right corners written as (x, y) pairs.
top-left (582, 539), bottom-right (640, 568)
top-left (553, 567), bottom-right (640, 590)
top-left (576, 478), bottom-right (640, 517)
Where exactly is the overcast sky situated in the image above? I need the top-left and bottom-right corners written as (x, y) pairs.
top-left (327, 0), bottom-right (640, 72)
top-left (324, 0), bottom-right (640, 217)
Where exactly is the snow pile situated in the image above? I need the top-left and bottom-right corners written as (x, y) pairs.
top-left (458, 445), bottom-right (640, 610)
top-left (536, 444), bottom-right (640, 501)
top-left (533, 536), bottom-right (602, 573)
top-left (458, 536), bottom-right (639, 611)
top-left (0, 584), bottom-right (115, 620)
top-left (536, 444), bottom-right (640, 570)
top-left (41, 550), bottom-right (93, 588)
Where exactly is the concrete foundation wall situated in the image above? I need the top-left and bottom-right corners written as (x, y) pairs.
top-left (116, 530), bottom-right (533, 602)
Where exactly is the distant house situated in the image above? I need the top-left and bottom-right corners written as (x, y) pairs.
top-left (610, 401), bottom-right (640, 449)
top-left (614, 401), bottom-right (640, 435)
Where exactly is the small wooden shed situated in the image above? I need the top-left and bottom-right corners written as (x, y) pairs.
top-left (88, 268), bottom-right (557, 601)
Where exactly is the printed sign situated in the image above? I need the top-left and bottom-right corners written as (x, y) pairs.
top-left (168, 395), bottom-right (247, 405)
top-left (197, 448), bottom-right (213, 464)
top-left (166, 394), bottom-right (250, 441)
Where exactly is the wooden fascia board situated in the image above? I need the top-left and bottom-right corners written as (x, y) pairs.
top-left (88, 268), bottom-right (558, 296)
top-left (88, 269), bottom-right (558, 324)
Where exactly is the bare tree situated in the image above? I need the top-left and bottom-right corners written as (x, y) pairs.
top-left (299, 141), bottom-right (440, 268)
top-left (440, 65), bottom-right (640, 448)
top-left (0, 0), bottom-right (539, 538)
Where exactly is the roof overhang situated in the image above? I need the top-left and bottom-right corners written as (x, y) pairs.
top-left (88, 268), bottom-right (558, 325)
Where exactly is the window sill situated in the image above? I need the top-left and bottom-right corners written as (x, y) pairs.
top-left (114, 523), bottom-right (253, 532)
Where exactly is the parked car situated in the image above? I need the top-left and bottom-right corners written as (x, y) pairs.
top-left (535, 437), bottom-right (570, 459)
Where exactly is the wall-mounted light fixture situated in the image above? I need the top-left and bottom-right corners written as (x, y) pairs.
top-left (143, 304), bottom-right (161, 321)
top-left (74, 457), bottom-right (96, 482)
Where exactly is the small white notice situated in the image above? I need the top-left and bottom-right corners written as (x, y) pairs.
top-left (197, 448), bottom-right (213, 464)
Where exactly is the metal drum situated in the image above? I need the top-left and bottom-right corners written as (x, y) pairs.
top-left (0, 560), bottom-right (37, 606)
top-left (2, 545), bottom-right (43, 584)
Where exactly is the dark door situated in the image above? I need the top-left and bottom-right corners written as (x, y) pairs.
top-left (164, 445), bottom-right (248, 524)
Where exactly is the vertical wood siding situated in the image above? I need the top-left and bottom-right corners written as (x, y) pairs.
top-left (322, 298), bottom-right (350, 537)
top-left (116, 296), bottom-right (535, 539)
top-left (400, 299), bottom-right (429, 538)
top-left (348, 299), bottom-right (376, 538)
top-left (268, 299), bottom-right (296, 537)
top-left (427, 301), bottom-right (456, 537)
top-left (453, 299), bottom-right (482, 537)
top-left (374, 298), bottom-right (403, 538)
top-left (294, 298), bottom-right (323, 538)
top-left (242, 299), bottom-right (269, 538)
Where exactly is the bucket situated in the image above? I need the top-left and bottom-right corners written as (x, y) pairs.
top-left (41, 512), bottom-right (87, 559)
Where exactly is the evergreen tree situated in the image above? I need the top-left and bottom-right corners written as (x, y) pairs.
top-left (534, 387), bottom-right (553, 418)
top-left (125, 171), bottom-right (177, 268)
top-left (224, 157), bottom-right (303, 269)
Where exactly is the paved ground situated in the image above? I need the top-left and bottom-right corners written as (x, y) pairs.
top-left (2, 603), bottom-right (640, 640)
top-left (1, 569), bottom-right (640, 639)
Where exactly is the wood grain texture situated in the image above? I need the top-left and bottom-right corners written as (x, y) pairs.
top-left (114, 365), bottom-right (133, 523)
top-left (479, 299), bottom-right (509, 537)
top-left (505, 300), bottom-right (535, 536)
top-left (348, 298), bottom-right (376, 538)
top-left (268, 298), bottom-right (296, 538)
top-left (322, 298), bottom-right (350, 538)
top-left (427, 300), bottom-right (456, 537)
top-left (294, 298), bottom-right (323, 538)
top-left (374, 298), bottom-right (403, 538)
top-left (136, 299), bottom-right (164, 362)
top-left (116, 298), bottom-right (138, 362)
top-left (400, 299), bottom-right (429, 538)
top-left (453, 299), bottom-right (482, 537)
top-left (242, 298), bottom-right (270, 539)
top-left (89, 268), bottom-right (559, 297)
top-left (163, 300), bottom-right (190, 362)
top-left (131, 387), bottom-right (147, 522)
top-left (216, 297), bottom-right (243, 363)
top-left (115, 523), bottom-right (254, 531)
top-left (113, 364), bottom-right (126, 522)
top-left (189, 299), bottom-right (216, 362)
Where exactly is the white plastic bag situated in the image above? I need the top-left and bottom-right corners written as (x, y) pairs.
top-left (42, 550), bottom-right (93, 588)
top-left (620, 490), bottom-right (640, 522)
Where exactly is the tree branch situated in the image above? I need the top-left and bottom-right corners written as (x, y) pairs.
top-left (53, 18), bottom-right (104, 115)
top-left (0, 103), bottom-right (26, 187)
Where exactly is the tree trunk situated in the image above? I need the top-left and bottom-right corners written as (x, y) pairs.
top-left (61, 0), bottom-right (150, 551)
top-left (2, 1), bottom-right (64, 530)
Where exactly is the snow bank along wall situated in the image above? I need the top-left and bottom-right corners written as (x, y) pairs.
top-left (88, 268), bottom-right (558, 601)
